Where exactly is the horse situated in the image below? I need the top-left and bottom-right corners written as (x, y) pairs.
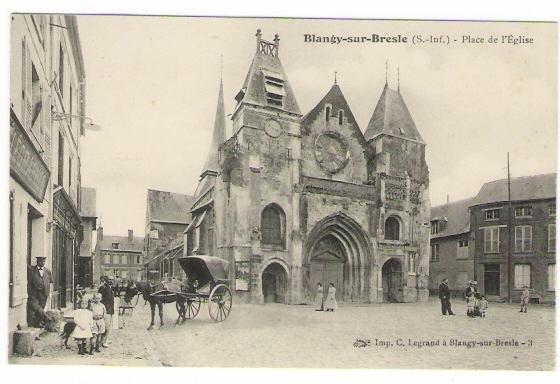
top-left (133, 280), bottom-right (189, 330)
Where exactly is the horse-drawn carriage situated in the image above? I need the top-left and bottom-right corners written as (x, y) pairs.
top-left (176, 255), bottom-right (232, 322)
top-left (127, 255), bottom-right (232, 329)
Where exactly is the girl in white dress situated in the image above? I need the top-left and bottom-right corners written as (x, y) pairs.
top-left (325, 283), bottom-right (338, 312)
top-left (72, 299), bottom-right (94, 355)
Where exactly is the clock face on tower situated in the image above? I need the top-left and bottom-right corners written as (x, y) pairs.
top-left (314, 132), bottom-right (349, 174)
top-left (264, 119), bottom-right (283, 138)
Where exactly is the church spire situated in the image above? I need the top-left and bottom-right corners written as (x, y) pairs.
top-left (200, 80), bottom-right (226, 179)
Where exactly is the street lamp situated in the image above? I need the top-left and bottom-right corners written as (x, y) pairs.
top-left (52, 111), bottom-right (102, 131)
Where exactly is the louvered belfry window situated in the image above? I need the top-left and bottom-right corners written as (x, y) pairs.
top-left (262, 69), bottom-right (285, 107)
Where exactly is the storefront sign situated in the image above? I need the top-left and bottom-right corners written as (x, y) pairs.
top-left (10, 111), bottom-right (50, 202)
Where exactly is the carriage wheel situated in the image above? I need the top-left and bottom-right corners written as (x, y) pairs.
top-left (208, 284), bottom-right (232, 322)
top-left (184, 297), bottom-right (201, 319)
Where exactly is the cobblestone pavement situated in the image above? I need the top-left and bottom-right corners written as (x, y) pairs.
top-left (9, 297), bottom-right (555, 370)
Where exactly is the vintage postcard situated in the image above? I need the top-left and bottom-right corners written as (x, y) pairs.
top-left (4, 9), bottom-right (558, 382)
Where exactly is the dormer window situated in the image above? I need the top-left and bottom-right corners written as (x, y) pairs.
top-left (430, 217), bottom-right (447, 234)
top-left (262, 69), bottom-right (285, 107)
top-left (111, 242), bottom-right (119, 250)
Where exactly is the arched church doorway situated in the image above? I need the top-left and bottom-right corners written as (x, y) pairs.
top-left (262, 262), bottom-right (288, 303)
top-left (382, 258), bottom-right (403, 302)
top-left (309, 235), bottom-right (345, 303)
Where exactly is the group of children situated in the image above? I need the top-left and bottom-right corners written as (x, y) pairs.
top-left (466, 292), bottom-right (489, 318)
top-left (71, 293), bottom-right (107, 355)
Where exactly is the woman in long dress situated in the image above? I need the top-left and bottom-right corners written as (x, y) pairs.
top-left (325, 283), bottom-right (338, 312)
top-left (314, 283), bottom-right (324, 311)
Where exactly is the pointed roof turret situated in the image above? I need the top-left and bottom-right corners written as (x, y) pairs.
top-left (233, 30), bottom-right (300, 116)
top-left (364, 84), bottom-right (424, 144)
top-left (193, 80), bottom-right (226, 201)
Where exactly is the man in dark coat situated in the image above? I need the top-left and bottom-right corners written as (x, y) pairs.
top-left (98, 275), bottom-right (115, 348)
top-left (27, 256), bottom-right (53, 327)
top-left (438, 278), bottom-right (455, 315)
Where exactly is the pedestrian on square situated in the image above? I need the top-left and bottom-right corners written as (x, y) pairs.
top-left (478, 295), bottom-right (489, 318)
top-left (98, 276), bottom-right (115, 348)
top-left (324, 283), bottom-right (338, 312)
top-left (90, 293), bottom-right (107, 353)
top-left (438, 278), bottom-right (455, 315)
top-left (520, 286), bottom-right (530, 313)
top-left (315, 282), bottom-right (324, 311)
top-left (466, 292), bottom-right (477, 318)
top-left (27, 256), bottom-right (53, 328)
top-left (72, 299), bottom-right (94, 355)
top-left (465, 280), bottom-right (478, 300)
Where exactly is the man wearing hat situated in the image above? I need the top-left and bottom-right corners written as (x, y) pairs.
top-left (98, 275), bottom-right (115, 347)
top-left (438, 278), bottom-right (455, 315)
top-left (27, 256), bottom-right (53, 327)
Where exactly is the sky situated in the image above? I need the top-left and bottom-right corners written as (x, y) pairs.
top-left (70, 16), bottom-right (557, 237)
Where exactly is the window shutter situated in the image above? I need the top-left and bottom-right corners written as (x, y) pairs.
top-left (515, 226), bottom-right (522, 252)
top-left (22, 38), bottom-right (32, 130)
top-left (43, 93), bottom-right (52, 167)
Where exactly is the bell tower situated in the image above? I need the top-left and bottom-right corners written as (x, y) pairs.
top-left (364, 80), bottom-right (431, 302)
top-left (218, 30), bottom-right (303, 304)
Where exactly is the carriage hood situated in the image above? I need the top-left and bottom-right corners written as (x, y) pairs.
top-left (177, 255), bottom-right (230, 287)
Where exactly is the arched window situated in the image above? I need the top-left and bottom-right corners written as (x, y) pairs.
top-left (338, 110), bottom-right (344, 125)
top-left (261, 204), bottom-right (285, 248)
top-left (385, 217), bottom-right (400, 240)
top-left (325, 106), bottom-right (331, 122)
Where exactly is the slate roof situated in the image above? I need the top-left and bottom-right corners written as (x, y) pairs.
top-left (233, 32), bottom-right (300, 116)
top-left (301, 84), bottom-right (366, 146)
top-left (364, 84), bottom-right (424, 144)
top-left (80, 187), bottom-right (96, 218)
top-left (470, 173), bottom-right (557, 207)
top-left (430, 197), bottom-right (476, 239)
top-left (193, 81), bottom-right (226, 203)
top-left (146, 190), bottom-right (193, 224)
top-left (99, 235), bottom-right (143, 252)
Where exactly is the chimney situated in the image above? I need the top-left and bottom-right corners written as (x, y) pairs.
top-left (128, 229), bottom-right (133, 243)
top-left (447, 195), bottom-right (449, 205)
top-left (98, 227), bottom-right (104, 241)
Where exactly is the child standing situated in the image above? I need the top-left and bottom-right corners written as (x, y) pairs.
top-left (478, 295), bottom-right (489, 318)
top-left (90, 293), bottom-right (107, 353)
top-left (466, 292), bottom-right (477, 318)
top-left (520, 286), bottom-right (530, 313)
top-left (72, 299), bottom-right (94, 355)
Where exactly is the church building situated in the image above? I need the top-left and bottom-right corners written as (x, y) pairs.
top-left (184, 30), bottom-right (431, 304)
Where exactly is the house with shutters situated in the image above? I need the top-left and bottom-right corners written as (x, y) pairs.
top-left (469, 173), bottom-right (556, 304)
top-left (9, 15), bottom-right (94, 355)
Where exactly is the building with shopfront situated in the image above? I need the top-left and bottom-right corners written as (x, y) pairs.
top-left (184, 30), bottom-right (431, 304)
top-left (9, 14), bottom-right (96, 353)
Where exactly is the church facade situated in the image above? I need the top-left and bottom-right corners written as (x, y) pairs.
top-left (184, 30), bottom-right (431, 304)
